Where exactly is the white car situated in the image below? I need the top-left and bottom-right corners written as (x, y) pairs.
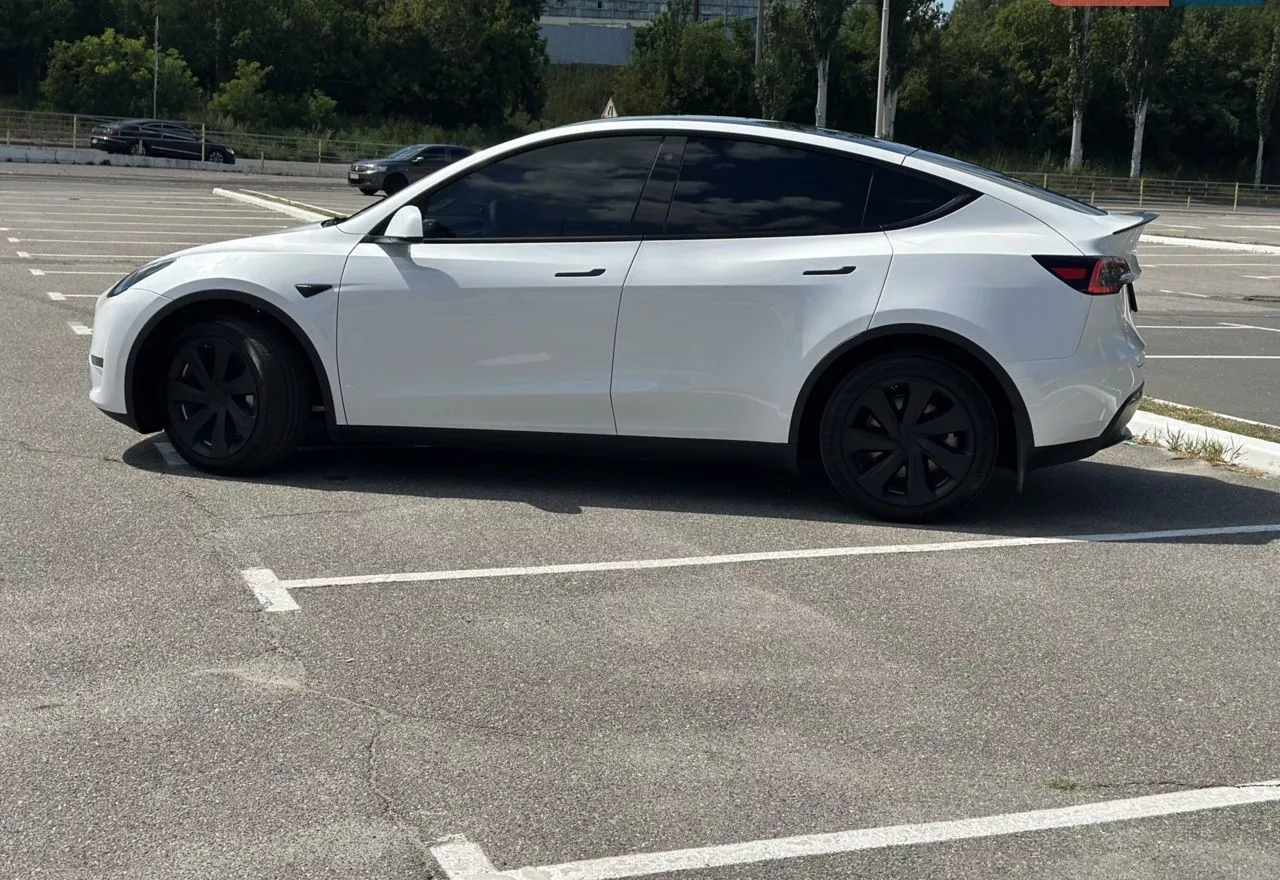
top-left (89, 116), bottom-right (1149, 521)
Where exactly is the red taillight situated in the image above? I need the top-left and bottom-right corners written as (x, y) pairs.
top-left (1034, 256), bottom-right (1129, 296)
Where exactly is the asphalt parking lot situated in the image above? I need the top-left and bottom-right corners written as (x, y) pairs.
top-left (3, 166), bottom-right (1280, 880)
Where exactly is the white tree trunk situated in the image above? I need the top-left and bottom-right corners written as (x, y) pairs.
top-left (882, 86), bottom-right (901, 141)
top-left (1257, 132), bottom-right (1266, 187)
top-left (815, 55), bottom-right (830, 128)
top-left (1129, 97), bottom-right (1148, 179)
top-left (1069, 111), bottom-right (1084, 171)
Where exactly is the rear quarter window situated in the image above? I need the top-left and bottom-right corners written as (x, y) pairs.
top-left (912, 151), bottom-right (1106, 216)
top-left (863, 167), bottom-right (964, 228)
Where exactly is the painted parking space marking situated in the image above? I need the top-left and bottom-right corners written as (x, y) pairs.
top-left (66, 322), bottom-right (92, 336)
top-left (15, 251), bottom-right (29, 259)
top-left (34, 269), bottom-right (117, 276)
top-left (1146, 355), bottom-right (1280, 360)
top-left (241, 522), bottom-right (1280, 613)
top-left (46, 292), bottom-right (96, 300)
top-left (28, 268), bottom-right (44, 276)
top-left (13, 237), bottom-right (228, 246)
top-left (1157, 289), bottom-right (1210, 298)
top-left (1219, 322), bottom-right (1280, 333)
top-left (20, 252), bottom-right (162, 260)
top-left (432, 779), bottom-right (1280, 880)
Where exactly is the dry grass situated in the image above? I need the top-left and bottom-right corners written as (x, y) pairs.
top-left (1139, 399), bottom-right (1280, 445)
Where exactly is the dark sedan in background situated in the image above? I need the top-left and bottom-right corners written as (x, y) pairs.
top-left (347, 143), bottom-right (474, 195)
top-left (90, 119), bottom-right (236, 164)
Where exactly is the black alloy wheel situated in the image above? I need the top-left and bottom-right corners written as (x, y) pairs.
top-left (819, 355), bottom-right (997, 522)
top-left (167, 337), bottom-right (259, 459)
top-left (161, 316), bottom-right (309, 474)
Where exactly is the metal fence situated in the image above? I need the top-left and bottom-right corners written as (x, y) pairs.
top-left (4, 108), bottom-right (1280, 208)
top-left (1006, 171), bottom-right (1280, 211)
top-left (0, 108), bottom-right (413, 168)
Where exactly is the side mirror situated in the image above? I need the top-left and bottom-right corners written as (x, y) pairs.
top-left (411, 156), bottom-right (425, 166)
top-left (385, 205), bottom-right (423, 242)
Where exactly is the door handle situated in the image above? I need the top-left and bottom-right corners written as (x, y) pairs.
top-left (555, 268), bottom-right (605, 278)
top-left (802, 265), bottom-right (856, 276)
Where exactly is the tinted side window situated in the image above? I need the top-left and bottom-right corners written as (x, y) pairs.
top-left (665, 137), bottom-right (872, 237)
top-left (419, 135), bottom-right (661, 240)
top-left (863, 168), bottom-right (959, 228)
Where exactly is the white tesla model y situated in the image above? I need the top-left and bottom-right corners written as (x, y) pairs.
top-left (89, 116), bottom-right (1149, 521)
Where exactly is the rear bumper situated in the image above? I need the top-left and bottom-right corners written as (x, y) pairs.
top-left (1029, 385), bottom-right (1143, 469)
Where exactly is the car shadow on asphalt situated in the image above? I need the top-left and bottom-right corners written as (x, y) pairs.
top-left (123, 437), bottom-right (1280, 544)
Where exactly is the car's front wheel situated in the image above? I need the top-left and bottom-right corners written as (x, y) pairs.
top-left (162, 316), bottom-right (309, 475)
top-left (818, 354), bottom-right (997, 522)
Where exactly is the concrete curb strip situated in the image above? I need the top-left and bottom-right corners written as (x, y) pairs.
top-left (1140, 233), bottom-right (1280, 254)
top-left (1130, 410), bottom-right (1280, 475)
top-left (211, 187), bottom-right (329, 223)
top-left (238, 189), bottom-right (344, 218)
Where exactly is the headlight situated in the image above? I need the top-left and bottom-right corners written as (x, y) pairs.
top-left (107, 259), bottom-right (175, 298)
top-left (373, 165), bottom-right (387, 172)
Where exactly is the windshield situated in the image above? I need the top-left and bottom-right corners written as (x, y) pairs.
top-left (387, 144), bottom-right (426, 160)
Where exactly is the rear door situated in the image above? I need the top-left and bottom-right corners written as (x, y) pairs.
top-left (159, 123), bottom-right (201, 159)
top-left (613, 136), bottom-right (895, 443)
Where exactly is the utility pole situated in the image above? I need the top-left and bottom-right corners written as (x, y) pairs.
top-left (152, 14), bottom-right (160, 118)
top-left (755, 0), bottom-right (765, 67)
top-left (874, 0), bottom-right (889, 138)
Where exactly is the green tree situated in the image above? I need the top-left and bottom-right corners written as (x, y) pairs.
top-left (801, 0), bottom-right (852, 127)
top-left (756, 0), bottom-right (806, 119)
top-left (1124, 9), bottom-right (1182, 178)
top-left (41, 27), bottom-right (201, 116)
top-left (208, 59), bottom-right (275, 126)
top-left (1257, 21), bottom-right (1280, 184)
top-left (1066, 7), bottom-right (1093, 170)
top-left (881, 0), bottom-right (943, 140)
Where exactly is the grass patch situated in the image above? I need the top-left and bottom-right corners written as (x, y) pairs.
top-left (1139, 399), bottom-right (1280, 446)
top-left (1134, 428), bottom-right (1245, 466)
top-left (1046, 778), bottom-right (1080, 791)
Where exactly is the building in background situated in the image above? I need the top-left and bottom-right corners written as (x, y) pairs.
top-left (540, 1), bottom-right (773, 66)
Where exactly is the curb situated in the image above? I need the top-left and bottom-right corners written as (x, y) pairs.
top-left (211, 187), bottom-right (330, 223)
top-left (238, 189), bottom-right (344, 218)
top-left (1140, 233), bottom-right (1280, 254)
top-left (1129, 410), bottom-right (1280, 475)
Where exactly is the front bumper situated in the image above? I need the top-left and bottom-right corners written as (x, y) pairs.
top-left (89, 287), bottom-right (170, 430)
top-left (346, 169), bottom-right (385, 188)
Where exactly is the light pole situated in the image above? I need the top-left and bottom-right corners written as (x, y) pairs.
top-left (152, 14), bottom-right (160, 118)
top-left (873, 0), bottom-right (888, 138)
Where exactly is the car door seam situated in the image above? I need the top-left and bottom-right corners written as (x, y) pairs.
top-left (608, 240), bottom-right (647, 435)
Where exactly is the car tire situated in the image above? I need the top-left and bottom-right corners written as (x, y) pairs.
top-left (383, 173), bottom-right (408, 195)
top-left (818, 354), bottom-right (997, 523)
top-left (161, 316), bottom-right (310, 476)
top-left (206, 149), bottom-right (226, 164)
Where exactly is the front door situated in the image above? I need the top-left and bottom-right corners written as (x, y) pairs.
top-left (336, 134), bottom-right (665, 433)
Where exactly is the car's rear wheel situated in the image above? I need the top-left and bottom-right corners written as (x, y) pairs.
top-left (383, 173), bottom-right (407, 195)
top-left (818, 355), bottom-right (997, 522)
top-left (162, 316), bottom-right (309, 475)
top-left (359, 187), bottom-right (379, 196)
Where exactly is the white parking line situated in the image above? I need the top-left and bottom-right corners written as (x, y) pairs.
top-left (28, 268), bottom-right (44, 276)
top-left (46, 292), bottom-right (96, 300)
top-left (1134, 325), bottom-right (1251, 330)
top-left (1244, 275), bottom-right (1280, 280)
top-left (35, 269), bottom-right (118, 276)
top-left (1218, 322), bottom-right (1280, 333)
top-left (241, 522), bottom-right (1280, 613)
top-left (1144, 262), bottom-right (1280, 267)
top-left (20, 252), bottom-right (161, 260)
top-left (12, 237), bottom-right (224, 246)
top-left (6, 236), bottom-right (17, 242)
top-left (67, 322), bottom-right (92, 336)
top-left (1145, 355), bottom-right (1280, 359)
top-left (1140, 235), bottom-right (1280, 254)
top-left (437, 779), bottom-right (1280, 880)
top-left (1157, 289), bottom-right (1210, 298)
top-left (16, 250), bottom-right (29, 258)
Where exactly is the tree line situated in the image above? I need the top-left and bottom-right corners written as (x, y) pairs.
top-left (617, 0), bottom-right (1280, 182)
top-left (0, 0), bottom-right (548, 132)
top-left (2, 0), bottom-right (1278, 181)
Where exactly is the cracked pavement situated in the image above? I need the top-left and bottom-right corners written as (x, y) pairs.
top-left (3, 168), bottom-right (1280, 879)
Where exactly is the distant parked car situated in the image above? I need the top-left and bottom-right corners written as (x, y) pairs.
top-left (347, 144), bottom-right (474, 195)
top-left (89, 119), bottom-right (236, 164)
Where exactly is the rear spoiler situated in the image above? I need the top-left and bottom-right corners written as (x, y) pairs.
top-left (1105, 211), bottom-right (1159, 235)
